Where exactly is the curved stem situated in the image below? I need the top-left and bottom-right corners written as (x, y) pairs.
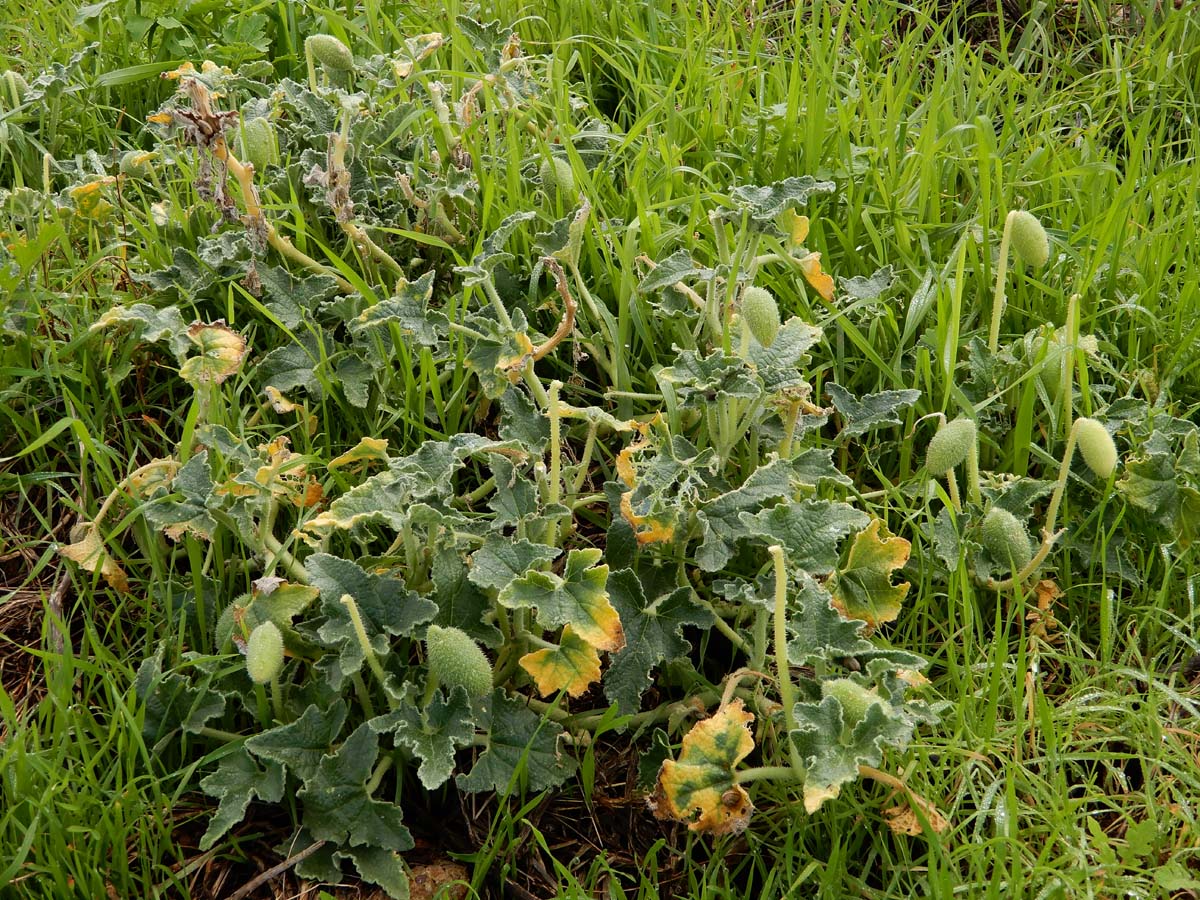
top-left (1062, 292), bottom-right (1080, 437)
top-left (770, 545), bottom-right (806, 774)
top-left (965, 440), bottom-right (983, 507)
top-left (944, 471), bottom-right (962, 513)
top-left (987, 210), bottom-right (1016, 353)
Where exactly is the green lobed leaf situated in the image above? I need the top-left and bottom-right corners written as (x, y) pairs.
top-left (431, 548), bottom-right (503, 648)
top-left (89, 303), bottom-right (190, 360)
top-left (456, 690), bottom-right (577, 794)
top-left (307, 554), bottom-right (436, 679)
top-left (454, 210), bottom-right (537, 286)
top-left (637, 249), bottom-right (715, 295)
top-left (199, 746), bottom-right (285, 850)
top-left (468, 537), bottom-right (560, 592)
top-left (142, 451), bottom-right (218, 541)
top-left (298, 724), bottom-right (413, 851)
top-left (740, 500), bottom-right (870, 575)
top-left (304, 434), bottom-right (513, 540)
top-left (786, 573), bottom-right (923, 668)
top-left (258, 265), bottom-right (340, 330)
top-left (497, 548), bottom-right (623, 651)
top-left (745, 317), bottom-right (824, 394)
top-left (603, 570), bottom-right (713, 715)
top-left (245, 701), bottom-right (348, 783)
top-left (133, 647), bottom-right (227, 743)
top-left (695, 452), bottom-right (848, 573)
top-left (658, 349), bottom-right (762, 410)
top-left (335, 847), bottom-right (410, 899)
top-left (717, 176), bottom-right (836, 227)
top-left (790, 668), bottom-right (935, 813)
top-left (487, 457), bottom-right (541, 528)
top-left (369, 685), bottom-right (475, 789)
top-left (348, 271), bottom-right (446, 348)
top-left (840, 265), bottom-right (897, 302)
top-left (463, 309), bottom-right (536, 399)
top-left (825, 382), bottom-right (920, 437)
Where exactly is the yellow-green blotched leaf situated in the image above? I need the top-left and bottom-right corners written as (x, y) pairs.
top-left (652, 700), bottom-right (755, 835)
top-left (179, 321), bottom-right (248, 387)
top-left (798, 252), bottom-right (835, 301)
top-left (59, 523), bottom-right (130, 592)
top-left (497, 548), bottom-right (624, 652)
top-left (328, 437), bottom-right (390, 471)
top-left (519, 625), bottom-right (602, 698)
top-left (830, 519), bottom-right (910, 628)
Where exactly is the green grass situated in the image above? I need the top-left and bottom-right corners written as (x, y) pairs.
top-left (3, 0), bottom-right (1200, 897)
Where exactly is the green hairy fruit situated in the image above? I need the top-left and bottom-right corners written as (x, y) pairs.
top-left (740, 286), bottom-right (781, 348)
top-left (425, 625), bottom-right (493, 699)
top-left (980, 507), bottom-right (1032, 574)
top-left (306, 34), bottom-right (355, 72)
top-left (1009, 210), bottom-right (1050, 267)
top-left (1076, 417), bottom-right (1117, 479)
top-left (119, 150), bottom-right (155, 180)
top-left (538, 156), bottom-right (575, 195)
top-left (239, 117), bottom-right (279, 172)
top-left (821, 678), bottom-right (882, 728)
top-left (1, 70), bottom-right (28, 108)
top-left (925, 417), bottom-right (977, 476)
top-left (245, 621), bottom-right (284, 685)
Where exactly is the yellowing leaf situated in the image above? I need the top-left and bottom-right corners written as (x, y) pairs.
top-left (776, 209), bottom-right (810, 247)
top-left (179, 322), bottom-right (248, 387)
top-left (652, 700), bottom-right (755, 835)
top-left (497, 548), bottom-right (624, 652)
top-left (127, 459), bottom-right (180, 498)
top-left (803, 782), bottom-right (841, 814)
top-left (619, 491), bottom-right (676, 545)
top-left (519, 625), bottom-right (602, 698)
top-left (830, 519), bottom-right (911, 628)
top-left (883, 793), bottom-right (950, 836)
top-left (328, 437), bottom-right (391, 471)
top-left (59, 523), bottom-right (130, 593)
top-left (798, 252), bottom-right (835, 301)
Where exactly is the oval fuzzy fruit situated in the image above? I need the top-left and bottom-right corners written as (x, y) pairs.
top-left (425, 625), bottom-right (493, 699)
top-left (239, 117), bottom-right (278, 172)
top-left (246, 621), bottom-right (284, 684)
top-left (1009, 210), bottom-right (1050, 267)
top-left (306, 34), bottom-right (354, 72)
top-left (979, 507), bottom-right (1032, 574)
top-left (1075, 417), bottom-right (1117, 479)
top-left (821, 678), bottom-right (881, 727)
top-left (925, 417), bottom-right (977, 477)
top-left (740, 286), bottom-right (781, 348)
top-left (119, 150), bottom-right (155, 180)
top-left (1, 70), bottom-right (28, 108)
top-left (538, 156), bottom-right (575, 195)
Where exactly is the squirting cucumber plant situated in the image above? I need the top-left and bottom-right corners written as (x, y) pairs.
top-left (17, 16), bottom-right (1193, 898)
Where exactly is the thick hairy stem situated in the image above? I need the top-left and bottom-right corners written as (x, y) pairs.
top-left (989, 418), bottom-right (1082, 591)
top-left (965, 440), bottom-right (983, 507)
top-left (987, 210), bottom-right (1016, 353)
top-left (211, 136), bottom-right (353, 292)
top-left (944, 470), bottom-right (962, 513)
top-left (533, 258), bottom-right (577, 361)
top-left (1062, 292), bottom-right (1080, 437)
top-left (770, 545), bottom-right (806, 774)
top-left (339, 593), bottom-right (396, 709)
top-left (328, 128), bottom-right (407, 281)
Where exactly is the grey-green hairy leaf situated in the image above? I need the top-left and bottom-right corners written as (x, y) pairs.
top-left (456, 691), bottom-right (577, 794)
top-left (825, 382), bottom-right (920, 437)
